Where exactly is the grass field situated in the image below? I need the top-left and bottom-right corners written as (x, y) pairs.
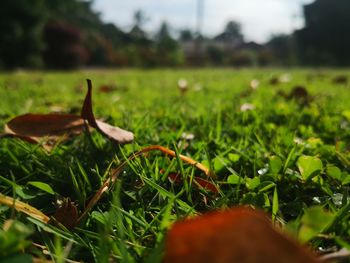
top-left (1, 68), bottom-right (350, 262)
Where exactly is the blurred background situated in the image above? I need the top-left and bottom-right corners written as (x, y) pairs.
top-left (0, 0), bottom-right (349, 70)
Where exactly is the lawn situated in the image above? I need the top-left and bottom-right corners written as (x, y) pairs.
top-left (1, 68), bottom-right (350, 262)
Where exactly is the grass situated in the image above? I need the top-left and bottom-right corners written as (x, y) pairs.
top-left (1, 68), bottom-right (350, 262)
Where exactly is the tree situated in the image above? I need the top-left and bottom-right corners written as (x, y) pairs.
top-left (87, 23), bottom-right (132, 66)
top-left (43, 21), bottom-right (88, 69)
top-left (155, 22), bottom-right (183, 66)
top-left (214, 21), bottom-right (244, 46)
top-left (0, 0), bottom-right (46, 68)
top-left (129, 10), bottom-right (149, 40)
top-left (44, 0), bottom-right (102, 30)
top-left (296, 0), bottom-right (350, 66)
top-left (43, 0), bottom-right (106, 68)
top-left (207, 45), bottom-right (225, 65)
top-left (134, 10), bottom-right (149, 28)
top-left (179, 29), bottom-right (194, 42)
top-left (264, 34), bottom-right (297, 66)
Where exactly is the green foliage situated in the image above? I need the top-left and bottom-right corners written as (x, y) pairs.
top-left (227, 174), bottom-right (241, 185)
top-left (3, 0), bottom-right (350, 68)
top-left (298, 206), bottom-right (334, 243)
top-left (27, 181), bottom-right (55, 195)
top-left (269, 156), bottom-right (283, 175)
top-left (0, 220), bottom-right (33, 258)
top-left (0, 69), bottom-right (350, 261)
top-left (155, 22), bottom-right (184, 66)
top-left (0, 0), bottom-right (46, 68)
top-left (297, 155), bottom-right (323, 180)
top-left (0, 254), bottom-right (33, 263)
top-left (43, 22), bottom-right (88, 69)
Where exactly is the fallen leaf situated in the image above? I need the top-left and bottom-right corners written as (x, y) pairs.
top-left (1, 79), bottom-right (134, 148)
top-left (332, 75), bottom-right (348, 85)
top-left (166, 172), bottom-right (219, 193)
top-left (3, 113), bottom-right (85, 150)
top-left (288, 86), bottom-right (311, 102)
top-left (81, 79), bottom-right (134, 144)
top-left (5, 113), bottom-right (85, 138)
top-left (269, 77), bottom-right (279, 85)
top-left (277, 86), bottom-right (312, 105)
top-left (53, 198), bottom-right (78, 230)
top-left (99, 84), bottom-right (117, 93)
top-left (192, 176), bottom-right (219, 193)
top-left (0, 193), bottom-right (50, 223)
top-left (164, 207), bottom-right (319, 263)
top-left (167, 172), bottom-right (182, 184)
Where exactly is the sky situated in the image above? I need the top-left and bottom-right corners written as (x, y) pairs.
top-left (92, 0), bottom-right (314, 43)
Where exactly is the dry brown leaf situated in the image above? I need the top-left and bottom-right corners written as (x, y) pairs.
top-left (53, 198), bottom-right (78, 230)
top-left (164, 207), bottom-right (320, 263)
top-left (81, 79), bottom-right (134, 144)
top-left (332, 75), bottom-right (348, 84)
top-left (0, 193), bottom-right (50, 223)
top-left (2, 79), bottom-right (134, 148)
top-left (269, 77), bottom-right (279, 85)
top-left (5, 113), bottom-right (85, 138)
top-left (99, 84), bottom-right (117, 93)
top-left (165, 171), bottom-right (219, 193)
top-left (288, 86), bottom-right (309, 100)
top-left (3, 113), bottom-right (85, 149)
top-left (277, 86), bottom-right (313, 106)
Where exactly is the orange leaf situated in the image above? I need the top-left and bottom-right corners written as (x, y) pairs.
top-left (99, 84), bottom-right (117, 93)
top-left (167, 172), bottom-right (182, 184)
top-left (193, 176), bottom-right (219, 193)
top-left (81, 79), bottom-right (134, 144)
top-left (164, 207), bottom-right (319, 263)
top-left (167, 172), bottom-right (219, 193)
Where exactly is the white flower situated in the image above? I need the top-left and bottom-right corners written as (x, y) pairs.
top-left (250, 79), bottom-right (260, 90)
top-left (240, 103), bottom-right (255, 112)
